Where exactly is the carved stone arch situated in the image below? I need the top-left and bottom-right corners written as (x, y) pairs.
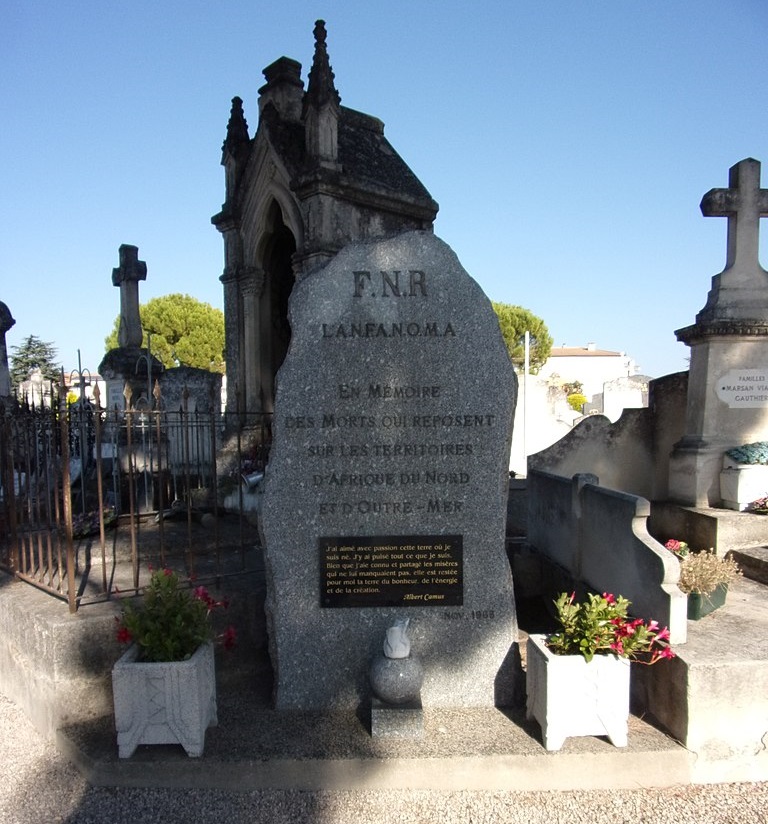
top-left (252, 197), bottom-right (298, 413)
top-left (253, 183), bottom-right (304, 263)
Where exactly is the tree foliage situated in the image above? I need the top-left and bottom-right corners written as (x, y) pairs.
top-left (567, 393), bottom-right (588, 413)
top-left (10, 335), bottom-right (60, 389)
top-left (105, 294), bottom-right (225, 373)
top-left (491, 302), bottom-right (553, 374)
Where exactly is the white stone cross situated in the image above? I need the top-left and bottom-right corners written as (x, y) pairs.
top-left (700, 157), bottom-right (768, 279)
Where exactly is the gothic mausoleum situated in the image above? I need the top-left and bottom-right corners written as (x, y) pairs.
top-left (212, 20), bottom-right (438, 417)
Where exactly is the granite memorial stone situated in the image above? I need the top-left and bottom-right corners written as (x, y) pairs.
top-left (260, 230), bottom-right (519, 710)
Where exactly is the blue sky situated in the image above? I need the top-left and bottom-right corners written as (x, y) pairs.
top-left (2, 0), bottom-right (766, 378)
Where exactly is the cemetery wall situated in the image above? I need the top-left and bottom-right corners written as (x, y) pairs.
top-left (527, 469), bottom-right (687, 644)
top-left (528, 372), bottom-right (688, 502)
top-left (0, 572), bottom-right (120, 739)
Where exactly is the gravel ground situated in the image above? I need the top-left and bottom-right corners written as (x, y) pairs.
top-left (2, 694), bottom-right (767, 824)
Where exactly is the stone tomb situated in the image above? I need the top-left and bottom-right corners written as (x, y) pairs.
top-left (260, 231), bottom-right (519, 710)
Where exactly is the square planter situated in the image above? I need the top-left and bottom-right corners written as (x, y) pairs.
top-left (526, 634), bottom-right (630, 751)
top-left (720, 464), bottom-right (768, 511)
top-left (112, 642), bottom-right (217, 758)
top-left (687, 583), bottom-right (728, 620)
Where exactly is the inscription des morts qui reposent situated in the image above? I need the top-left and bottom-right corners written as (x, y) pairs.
top-left (276, 266), bottom-right (503, 609)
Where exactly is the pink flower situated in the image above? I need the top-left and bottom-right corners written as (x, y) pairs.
top-left (602, 593), bottom-right (616, 604)
top-left (665, 539), bottom-right (681, 551)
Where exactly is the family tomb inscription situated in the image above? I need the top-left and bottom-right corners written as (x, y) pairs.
top-left (260, 231), bottom-right (519, 710)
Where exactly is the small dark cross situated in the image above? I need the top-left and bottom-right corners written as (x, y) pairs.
top-left (700, 158), bottom-right (768, 275)
top-left (111, 244), bottom-right (147, 348)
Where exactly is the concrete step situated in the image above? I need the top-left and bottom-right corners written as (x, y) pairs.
top-left (632, 575), bottom-right (768, 783)
top-left (729, 544), bottom-right (768, 584)
top-left (56, 687), bottom-right (693, 792)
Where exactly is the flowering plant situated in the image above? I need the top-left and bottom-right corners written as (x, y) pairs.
top-left (116, 568), bottom-right (236, 662)
top-left (747, 496), bottom-right (768, 515)
top-left (664, 539), bottom-right (689, 557)
top-left (546, 592), bottom-right (674, 664)
top-left (677, 550), bottom-right (742, 596)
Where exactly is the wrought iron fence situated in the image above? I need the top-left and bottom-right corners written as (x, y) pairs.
top-left (0, 379), bottom-right (271, 612)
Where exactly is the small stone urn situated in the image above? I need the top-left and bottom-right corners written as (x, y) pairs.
top-left (369, 618), bottom-right (424, 705)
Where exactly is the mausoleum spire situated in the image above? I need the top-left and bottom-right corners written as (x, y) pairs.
top-left (305, 19), bottom-right (341, 110)
top-left (221, 97), bottom-right (250, 201)
top-left (303, 19), bottom-right (340, 168)
top-left (223, 96), bottom-right (250, 155)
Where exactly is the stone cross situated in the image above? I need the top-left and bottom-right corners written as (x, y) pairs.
top-left (0, 301), bottom-right (16, 398)
top-left (700, 157), bottom-right (768, 280)
top-left (111, 244), bottom-right (147, 349)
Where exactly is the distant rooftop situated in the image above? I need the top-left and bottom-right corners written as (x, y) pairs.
top-left (549, 343), bottom-right (624, 358)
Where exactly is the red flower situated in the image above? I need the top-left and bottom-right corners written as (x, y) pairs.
top-left (116, 626), bottom-right (132, 644)
top-left (602, 592), bottom-right (616, 605)
top-left (221, 625), bottom-right (237, 650)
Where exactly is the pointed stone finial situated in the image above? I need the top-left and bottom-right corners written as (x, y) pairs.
top-left (223, 96), bottom-right (250, 154)
top-left (306, 19), bottom-right (341, 110)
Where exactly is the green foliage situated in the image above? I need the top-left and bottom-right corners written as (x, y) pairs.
top-left (117, 569), bottom-right (215, 662)
top-left (546, 592), bottom-right (674, 664)
top-left (105, 294), bottom-right (225, 373)
top-left (561, 380), bottom-right (583, 396)
top-left (726, 441), bottom-right (768, 465)
top-left (10, 335), bottom-right (60, 389)
top-left (567, 392), bottom-right (588, 412)
top-left (490, 302), bottom-right (552, 374)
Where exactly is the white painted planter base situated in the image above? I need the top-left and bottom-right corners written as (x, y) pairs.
top-left (526, 634), bottom-right (630, 751)
top-left (112, 642), bottom-right (217, 758)
top-left (720, 464), bottom-right (768, 511)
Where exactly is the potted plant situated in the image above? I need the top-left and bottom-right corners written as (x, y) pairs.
top-left (747, 495), bottom-right (768, 515)
top-left (720, 440), bottom-right (768, 511)
top-left (526, 592), bottom-right (673, 751)
top-left (666, 543), bottom-right (742, 620)
top-left (112, 568), bottom-right (235, 758)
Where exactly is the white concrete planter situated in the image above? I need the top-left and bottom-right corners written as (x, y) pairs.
top-left (719, 463), bottom-right (768, 511)
top-left (112, 642), bottom-right (217, 758)
top-left (526, 634), bottom-right (630, 751)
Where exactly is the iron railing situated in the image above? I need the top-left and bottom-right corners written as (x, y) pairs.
top-left (0, 379), bottom-right (271, 612)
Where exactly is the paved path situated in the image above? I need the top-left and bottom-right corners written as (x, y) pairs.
top-left (2, 693), bottom-right (767, 824)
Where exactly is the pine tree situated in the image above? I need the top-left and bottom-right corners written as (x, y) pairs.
top-left (491, 303), bottom-right (553, 374)
top-left (10, 335), bottom-right (61, 390)
top-left (105, 294), bottom-right (225, 373)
